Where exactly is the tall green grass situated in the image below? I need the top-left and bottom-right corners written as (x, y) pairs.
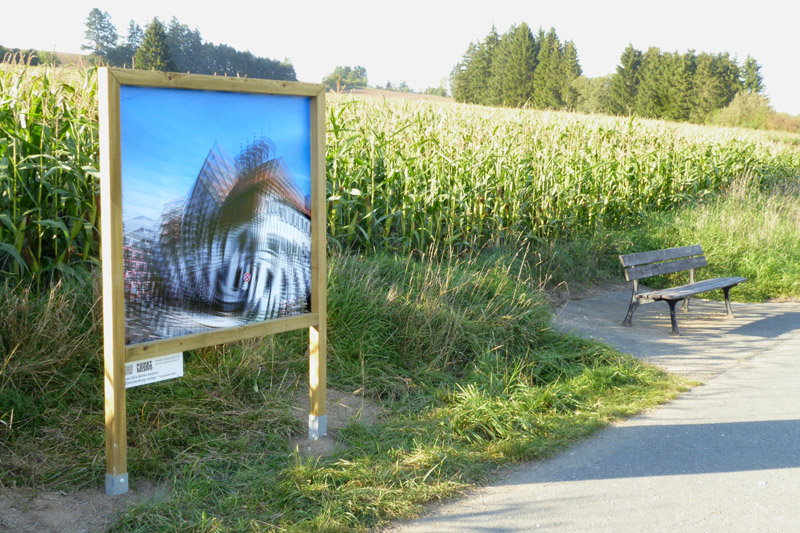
top-left (0, 63), bottom-right (99, 282)
top-left (619, 176), bottom-right (800, 301)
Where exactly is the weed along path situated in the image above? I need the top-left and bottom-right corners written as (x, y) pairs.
top-left (389, 288), bottom-right (800, 532)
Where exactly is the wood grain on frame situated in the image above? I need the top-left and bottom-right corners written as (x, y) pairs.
top-left (99, 68), bottom-right (127, 480)
top-left (309, 90), bottom-right (327, 419)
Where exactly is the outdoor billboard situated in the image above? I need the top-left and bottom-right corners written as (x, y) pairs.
top-left (99, 68), bottom-right (327, 495)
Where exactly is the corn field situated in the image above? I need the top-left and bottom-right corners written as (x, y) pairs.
top-left (0, 64), bottom-right (99, 281)
top-left (327, 95), bottom-right (800, 252)
top-left (2, 65), bottom-right (799, 280)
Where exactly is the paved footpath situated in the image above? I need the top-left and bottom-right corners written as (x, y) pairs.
top-left (389, 290), bottom-right (800, 532)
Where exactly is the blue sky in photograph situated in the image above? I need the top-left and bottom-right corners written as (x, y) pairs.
top-left (120, 86), bottom-right (311, 221)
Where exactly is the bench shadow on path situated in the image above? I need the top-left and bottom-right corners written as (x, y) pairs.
top-left (553, 289), bottom-right (800, 381)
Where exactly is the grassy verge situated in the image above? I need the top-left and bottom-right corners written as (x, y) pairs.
top-left (525, 175), bottom-right (800, 302)
top-left (615, 176), bottom-right (800, 301)
top-left (1, 249), bottom-right (687, 531)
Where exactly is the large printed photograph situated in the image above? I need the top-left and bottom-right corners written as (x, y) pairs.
top-left (120, 86), bottom-right (312, 345)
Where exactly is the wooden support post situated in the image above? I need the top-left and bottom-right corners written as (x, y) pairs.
top-left (308, 88), bottom-right (327, 439)
top-left (99, 68), bottom-right (129, 495)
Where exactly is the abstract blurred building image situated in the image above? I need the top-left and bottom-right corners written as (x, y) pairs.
top-left (123, 138), bottom-right (311, 345)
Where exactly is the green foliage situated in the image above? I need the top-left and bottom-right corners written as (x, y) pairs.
top-left (323, 65), bottom-right (368, 90)
top-left (134, 18), bottom-right (176, 72)
top-left (423, 84), bottom-right (449, 97)
top-left (634, 47), bottom-right (694, 121)
top-left (609, 45), bottom-right (748, 124)
top-left (689, 52), bottom-right (741, 123)
top-left (166, 17), bottom-right (203, 73)
top-left (491, 23), bottom-right (538, 107)
top-left (574, 75), bottom-right (613, 114)
top-left (608, 44), bottom-right (642, 115)
top-left (452, 26), bottom-right (499, 105)
top-left (532, 27), bottom-right (563, 109)
top-left (742, 54), bottom-right (765, 94)
top-left (709, 91), bottom-right (773, 129)
top-left (561, 40), bottom-right (582, 109)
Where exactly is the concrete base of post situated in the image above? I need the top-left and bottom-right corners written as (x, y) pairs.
top-left (105, 473), bottom-right (129, 496)
top-left (308, 414), bottom-right (327, 440)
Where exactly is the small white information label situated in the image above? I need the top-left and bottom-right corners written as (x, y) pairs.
top-left (125, 352), bottom-right (184, 389)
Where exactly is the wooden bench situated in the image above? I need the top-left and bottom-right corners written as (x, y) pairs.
top-left (619, 244), bottom-right (747, 335)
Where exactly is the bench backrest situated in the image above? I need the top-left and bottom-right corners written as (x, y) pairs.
top-left (619, 244), bottom-right (707, 281)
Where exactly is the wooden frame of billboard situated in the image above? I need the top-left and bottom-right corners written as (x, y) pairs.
top-left (98, 68), bottom-right (327, 496)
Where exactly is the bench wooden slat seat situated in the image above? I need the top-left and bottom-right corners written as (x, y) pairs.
top-left (619, 244), bottom-right (746, 335)
top-left (643, 277), bottom-right (747, 301)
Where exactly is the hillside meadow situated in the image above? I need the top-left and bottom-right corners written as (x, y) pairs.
top-left (1, 64), bottom-right (800, 530)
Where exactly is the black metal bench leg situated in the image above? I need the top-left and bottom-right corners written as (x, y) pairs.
top-left (681, 296), bottom-right (691, 312)
top-left (622, 282), bottom-right (640, 326)
top-left (667, 300), bottom-right (682, 335)
top-left (622, 299), bottom-right (639, 326)
top-left (723, 287), bottom-right (734, 318)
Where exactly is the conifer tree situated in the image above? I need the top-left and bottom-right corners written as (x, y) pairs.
top-left (742, 55), bottom-right (765, 93)
top-left (134, 18), bottom-right (176, 71)
top-left (127, 21), bottom-right (144, 50)
top-left (82, 8), bottom-right (119, 62)
top-left (111, 20), bottom-right (144, 67)
top-left (561, 40), bottom-right (583, 110)
top-left (452, 27), bottom-right (499, 105)
top-left (608, 44), bottom-right (642, 115)
top-left (660, 51), bottom-right (695, 121)
top-left (634, 47), bottom-right (666, 118)
top-left (690, 52), bottom-right (741, 122)
top-left (167, 17), bottom-right (204, 73)
top-left (532, 28), bottom-right (564, 109)
top-left (489, 23), bottom-right (537, 107)
top-left (451, 42), bottom-right (482, 103)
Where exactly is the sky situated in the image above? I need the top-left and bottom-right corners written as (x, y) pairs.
top-left (120, 86), bottom-right (311, 221)
top-left (2, 1), bottom-right (798, 115)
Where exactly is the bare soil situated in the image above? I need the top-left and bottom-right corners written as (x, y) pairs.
top-left (0, 480), bottom-right (166, 533)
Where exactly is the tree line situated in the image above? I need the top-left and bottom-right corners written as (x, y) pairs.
top-left (0, 46), bottom-right (59, 65)
top-left (82, 8), bottom-right (296, 81)
top-left (608, 45), bottom-right (763, 122)
top-left (451, 23), bottom-right (766, 125)
top-left (451, 24), bottom-right (581, 109)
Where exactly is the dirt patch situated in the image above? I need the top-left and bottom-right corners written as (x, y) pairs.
top-left (0, 480), bottom-right (166, 533)
top-left (290, 387), bottom-right (384, 457)
top-left (547, 281), bottom-right (630, 310)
